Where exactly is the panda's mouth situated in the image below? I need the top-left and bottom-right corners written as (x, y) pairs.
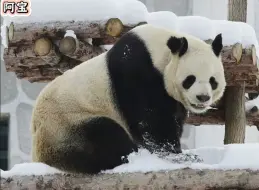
top-left (190, 103), bottom-right (207, 110)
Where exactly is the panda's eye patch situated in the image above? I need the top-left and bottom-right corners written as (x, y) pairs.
top-left (210, 77), bottom-right (218, 90)
top-left (182, 75), bottom-right (196, 89)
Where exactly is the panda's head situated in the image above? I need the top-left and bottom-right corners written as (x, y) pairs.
top-left (164, 34), bottom-right (226, 114)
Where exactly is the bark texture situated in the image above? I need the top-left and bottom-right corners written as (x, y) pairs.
top-left (1, 169), bottom-right (259, 190)
top-left (224, 0), bottom-right (248, 144)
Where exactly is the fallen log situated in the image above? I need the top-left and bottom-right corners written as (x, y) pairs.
top-left (6, 19), bottom-right (144, 45)
top-left (1, 169), bottom-right (259, 189)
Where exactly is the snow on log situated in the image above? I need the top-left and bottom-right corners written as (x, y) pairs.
top-left (1, 169), bottom-right (259, 189)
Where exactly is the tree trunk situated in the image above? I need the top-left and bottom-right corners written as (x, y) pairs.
top-left (224, 0), bottom-right (247, 144)
top-left (224, 86), bottom-right (246, 144)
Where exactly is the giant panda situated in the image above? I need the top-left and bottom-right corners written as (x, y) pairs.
top-left (31, 24), bottom-right (226, 174)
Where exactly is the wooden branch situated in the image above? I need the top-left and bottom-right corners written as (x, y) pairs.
top-left (2, 169), bottom-right (259, 189)
top-left (186, 106), bottom-right (259, 127)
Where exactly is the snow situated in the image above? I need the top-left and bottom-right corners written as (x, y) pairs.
top-left (1, 0), bottom-right (148, 25)
top-left (106, 144), bottom-right (259, 173)
top-left (147, 11), bottom-right (178, 31)
top-left (1, 1), bottom-right (259, 56)
top-left (1, 144), bottom-right (259, 177)
top-left (178, 16), bottom-right (216, 40)
top-left (0, 162), bottom-right (63, 178)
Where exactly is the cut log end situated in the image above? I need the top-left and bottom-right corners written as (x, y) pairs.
top-left (232, 43), bottom-right (243, 63)
top-left (105, 18), bottom-right (124, 37)
top-left (5, 26), bottom-right (9, 46)
top-left (59, 36), bottom-right (77, 54)
top-left (251, 45), bottom-right (257, 65)
top-left (8, 22), bottom-right (14, 41)
top-left (33, 38), bottom-right (52, 56)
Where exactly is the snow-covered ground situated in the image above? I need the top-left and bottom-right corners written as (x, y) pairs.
top-left (1, 143), bottom-right (259, 178)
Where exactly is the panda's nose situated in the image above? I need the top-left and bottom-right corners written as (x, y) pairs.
top-left (196, 95), bottom-right (210, 103)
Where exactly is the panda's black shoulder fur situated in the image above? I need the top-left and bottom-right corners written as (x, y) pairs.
top-left (106, 31), bottom-right (187, 152)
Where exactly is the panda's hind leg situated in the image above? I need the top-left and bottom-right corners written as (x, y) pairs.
top-left (45, 117), bottom-right (137, 174)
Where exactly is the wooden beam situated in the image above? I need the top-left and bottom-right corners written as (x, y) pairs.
top-left (3, 43), bottom-right (258, 91)
top-left (186, 107), bottom-right (259, 127)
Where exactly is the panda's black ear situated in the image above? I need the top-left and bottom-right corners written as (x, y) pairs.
top-left (212, 33), bottom-right (223, 57)
top-left (167, 36), bottom-right (188, 57)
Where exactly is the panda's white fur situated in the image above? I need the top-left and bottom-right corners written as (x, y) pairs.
top-left (31, 24), bottom-right (226, 174)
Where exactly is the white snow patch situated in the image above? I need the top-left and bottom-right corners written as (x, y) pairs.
top-left (1, 162), bottom-right (63, 178)
top-left (219, 144), bottom-right (259, 170)
top-left (213, 20), bottom-right (243, 45)
top-left (145, 12), bottom-right (259, 56)
top-left (178, 16), bottom-right (216, 40)
top-left (100, 45), bottom-right (114, 51)
top-left (147, 11), bottom-right (179, 31)
top-left (1, 144), bottom-right (259, 177)
top-left (105, 143), bottom-right (259, 173)
top-left (1, 0), bottom-right (148, 24)
top-left (64, 30), bottom-right (77, 39)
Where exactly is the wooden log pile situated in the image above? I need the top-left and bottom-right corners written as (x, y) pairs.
top-left (3, 18), bottom-right (259, 127)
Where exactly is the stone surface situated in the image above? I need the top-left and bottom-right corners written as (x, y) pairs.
top-left (1, 169), bottom-right (259, 189)
top-left (21, 80), bottom-right (47, 100)
top-left (16, 103), bottom-right (33, 155)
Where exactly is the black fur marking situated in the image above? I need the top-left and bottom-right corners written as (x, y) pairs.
top-left (167, 36), bottom-right (188, 57)
top-left (52, 117), bottom-right (138, 174)
top-left (107, 32), bottom-right (187, 156)
top-left (212, 34), bottom-right (223, 57)
top-left (209, 76), bottom-right (218, 90)
top-left (182, 75), bottom-right (196, 90)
